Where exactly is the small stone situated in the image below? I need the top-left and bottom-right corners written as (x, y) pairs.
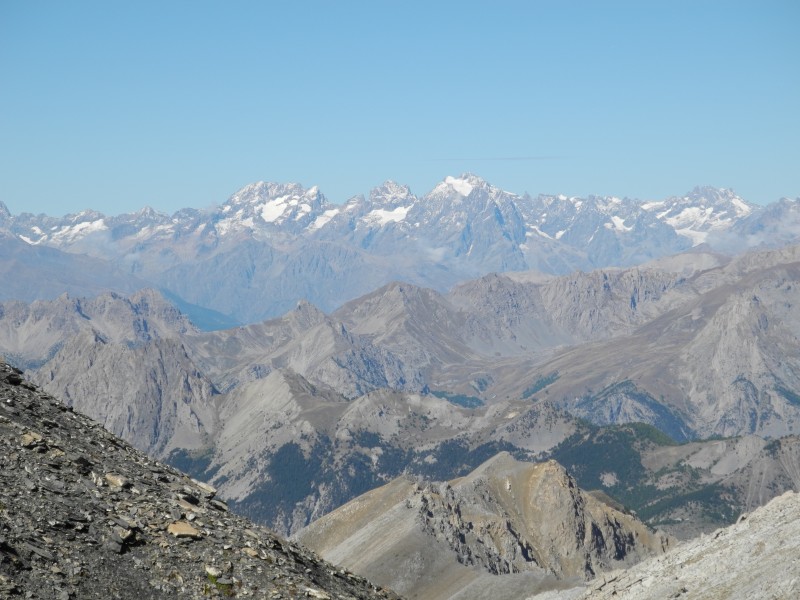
top-left (72, 455), bottom-right (92, 475)
top-left (4, 372), bottom-right (23, 386)
top-left (20, 431), bottom-right (43, 448)
top-left (210, 499), bottom-right (229, 512)
top-left (177, 499), bottom-right (199, 512)
top-left (191, 478), bottom-right (217, 498)
top-left (21, 542), bottom-right (54, 561)
top-left (180, 488), bottom-right (200, 504)
top-left (205, 565), bottom-right (223, 578)
top-left (242, 547), bottom-right (259, 558)
top-left (167, 521), bottom-right (201, 539)
top-left (104, 473), bottom-right (130, 488)
top-left (109, 530), bottom-right (125, 545)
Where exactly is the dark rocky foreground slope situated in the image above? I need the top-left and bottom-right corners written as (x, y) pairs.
top-left (0, 362), bottom-right (399, 600)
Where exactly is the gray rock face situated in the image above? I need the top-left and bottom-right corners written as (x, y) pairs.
top-left (573, 490), bottom-right (800, 600)
top-left (515, 245), bottom-right (800, 439)
top-left (0, 289), bottom-right (213, 460)
top-left (0, 361), bottom-right (398, 600)
top-left (3, 247), bottom-right (800, 538)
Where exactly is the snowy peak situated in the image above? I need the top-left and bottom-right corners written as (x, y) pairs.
top-left (216, 181), bottom-right (329, 234)
top-left (643, 186), bottom-right (755, 246)
top-left (3, 176), bottom-right (793, 325)
top-left (430, 173), bottom-right (491, 199)
top-left (369, 180), bottom-right (415, 206)
top-left (357, 181), bottom-right (417, 228)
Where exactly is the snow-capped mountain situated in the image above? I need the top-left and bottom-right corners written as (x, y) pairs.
top-left (0, 176), bottom-right (790, 323)
top-left (642, 185), bottom-right (754, 246)
top-left (214, 181), bottom-right (330, 236)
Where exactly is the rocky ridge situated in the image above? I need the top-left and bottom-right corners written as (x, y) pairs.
top-left (0, 361), bottom-right (398, 600)
top-left (4, 247), bottom-right (800, 535)
top-left (295, 452), bottom-right (671, 600)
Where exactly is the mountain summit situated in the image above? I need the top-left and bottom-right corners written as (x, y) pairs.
top-left (0, 176), bottom-right (795, 323)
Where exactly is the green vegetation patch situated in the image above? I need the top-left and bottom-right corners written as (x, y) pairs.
top-left (522, 371), bottom-right (560, 399)
top-left (166, 447), bottom-right (219, 480)
top-left (430, 390), bottom-right (485, 408)
top-left (549, 422), bottom-right (739, 529)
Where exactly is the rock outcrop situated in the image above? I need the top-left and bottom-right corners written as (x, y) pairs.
top-left (0, 362), bottom-right (398, 600)
top-left (296, 452), bottom-right (671, 600)
top-left (575, 490), bottom-right (800, 600)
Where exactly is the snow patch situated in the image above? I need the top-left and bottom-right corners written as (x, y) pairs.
top-left (641, 201), bottom-right (665, 211)
top-left (52, 219), bottom-right (107, 241)
top-left (675, 228), bottom-right (709, 246)
top-left (731, 196), bottom-right (753, 216)
top-left (309, 208), bottom-right (340, 231)
top-left (607, 215), bottom-right (632, 232)
top-left (215, 220), bottom-right (232, 236)
top-left (445, 176), bottom-right (474, 197)
top-left (528, 226), bottom-right (553, 240)
top-left (665, 206), bottom-right (714, 230)
top-left (364, 206), bottom-right (411, 226)
top-left (294, 204), bottom-right (312, 220)
top-left (259, 196), bottom-right (290, 223)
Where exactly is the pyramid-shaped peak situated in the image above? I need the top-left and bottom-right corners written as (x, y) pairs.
top-left (370, 181), bottom-right (415, 204)
top-left (137, 205), bottom-right (164, 217)
top-left (440, 173), bottom-right (490, 196)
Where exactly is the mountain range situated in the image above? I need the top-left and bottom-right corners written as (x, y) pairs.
top-left (2, 175), bottom-right (799, 324)
top-left (6, 355), bottom-right (798, 599)
top-left (3, 244), bottom-right (800, 540)
top-left (4, 174), bottom-right (800, 598)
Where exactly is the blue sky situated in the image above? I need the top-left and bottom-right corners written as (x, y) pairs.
top-left (1, 1), bottom-right (798, 215)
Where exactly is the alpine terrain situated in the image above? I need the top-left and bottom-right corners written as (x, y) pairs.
top-left (0, 361), bottom-right (398, 599)
top-left (1, 176), bottom-right (797, 324)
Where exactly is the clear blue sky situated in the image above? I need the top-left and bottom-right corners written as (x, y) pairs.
top-left (1, 1), bottom-right (798, 215)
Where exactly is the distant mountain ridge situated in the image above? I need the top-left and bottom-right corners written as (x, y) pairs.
top-left (2, 175), bottom-right (797, 323)
top-left (4, 245), bottom-right (800, 537)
